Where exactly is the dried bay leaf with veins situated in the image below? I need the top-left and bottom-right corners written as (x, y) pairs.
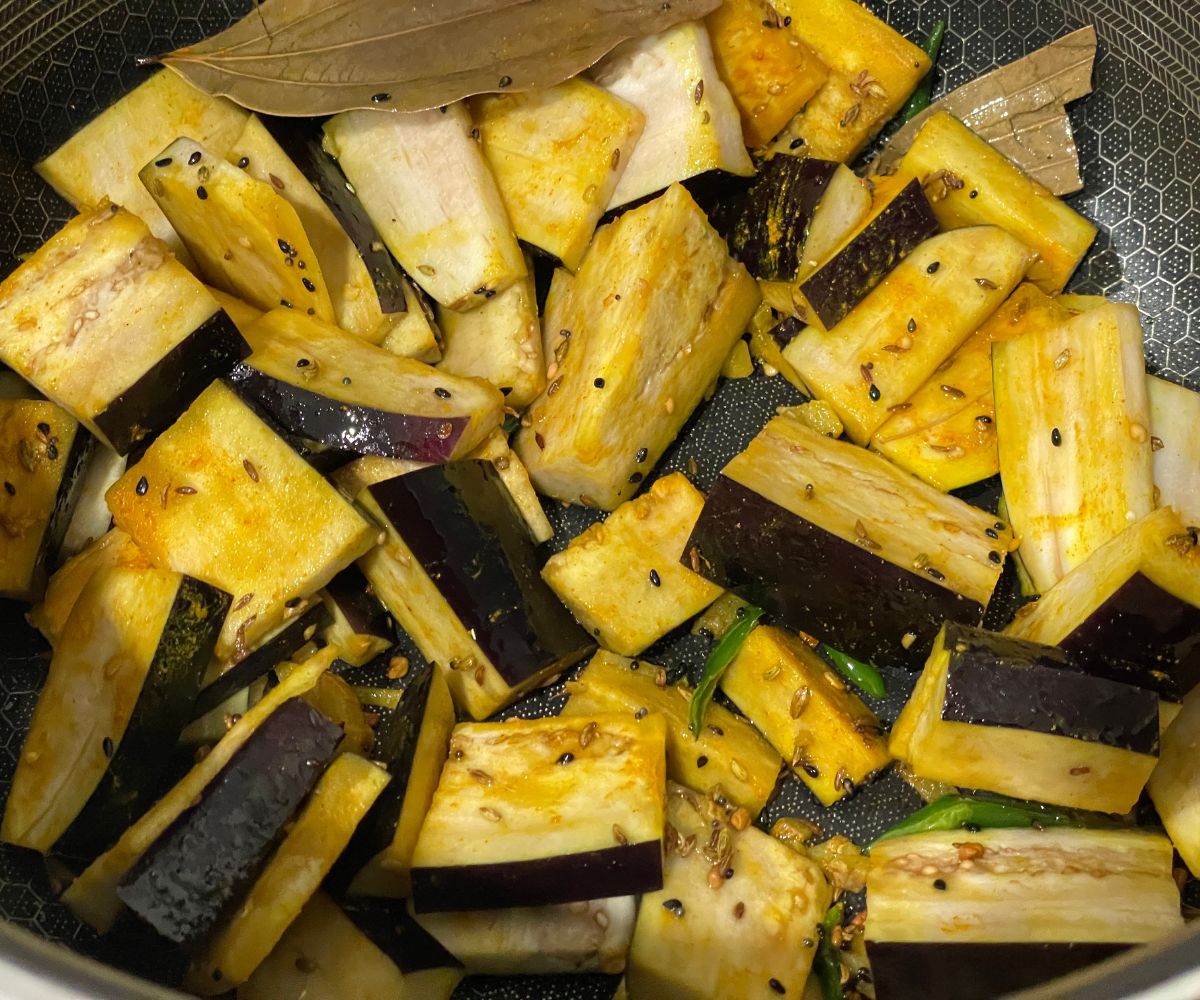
top-left (874, 26), bottom-right (1097, 196)
top-left (159, 0), bottom-right (722, 117)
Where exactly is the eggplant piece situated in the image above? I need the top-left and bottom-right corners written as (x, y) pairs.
top-left (784, 226), bottom-right (1032, 444)
top-left (685, 414), bottom-right (1013, 667)
top-left (192, 600), bottom-right (331, 719)
top-left (320, 567), bottom-right (392, 669)
top-left (0, 204), bottom-right (250, 455)
top-left (865, 827), bottom-right (1183, 1000)
top-left (0, 400), bottom-right (92, 600)
top-left (895, 111), bottom-right (1097, 293)
top-left (542, 473), bottom-right (723, 656)
top-left (322, 104), bottom-right (526, 311)
top-left (1148, 374), bottom-right (1200, 525)
top-left (1005, 507), bottom-right (1200, 696)
top-left (705, 0), bottom-right (830, 148)
top-left (799, 178), bottom-right (938, 328)
top-left (335, 664), bottom-right (455, 898)
top-left (765, 0), bottom-right (931, 163)
top-left (63, 647), bottom-right (336, 933)
top-left (625, 782), bottom-right (830, 1000)
top-left (58, 442), bottom-right (125, 561)
top-left (720, 625), bottom-right (890, 805)
top-left (410, 713), bottom-right (667, 912)
top-left (710, 155), bottom-right (838, 282)
top-left (205, 286), bottom-right (263, 336)
top-left (1149, 683), bottom-right (1200, 876)
top-left (187, 753), bottom-right (390, 993)
top-left (514, 184), bottom-right (760, 509)
top-left (562, 650), bottom-right (781, 817)
top-left (35, 70), bottom-right (249, 264)
top-left (239, 893), bottom-right (413, 1000)
top-left (117, 697), bottom-right (343, 945)
top-left (379, 277), bottom-right (443, 364)
top-left (591, 23), bottom-right (755, 211)
top-left (2, 559), bottom-right (227, 854)
top-left (890, 623), bottom-right (1160, 813)
top-left (796, 164), bottom-right (874, 278)
top-left (230, 307), bottom-right (502, 463)
top-left (994, 300), bottom-right (1154, 592)
top-left (472, 79), bottom-right (646, 271)
top-left (106, 380), bottom-right (375, 663)
top-left (436, 262), bottom-right (546, 409)
top-left (412, 895), bottom-right (636, 976)
top-left (359, 461), bottom-right (592, 719)
top-left (871, 283), bottom-right (1071, 492)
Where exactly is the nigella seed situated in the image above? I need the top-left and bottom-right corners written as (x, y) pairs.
top-left (649, 568), bottom-right (661, 587)
top-left (102, 737), bottom-right (114, 758)
top-left (634, 707), bottom-right (648, 720)
top-left (985, 527), bottom-right (999, 539)
top-left (302, 277), bottom-right (316, 292)
top-left (196, 186), bottom-right (208, 200)
top-left (697, 755), bottom-right (709, 768)
top-left (933, 878), bottom-right (947, 891)
top-left (988, 550), bottom-right (1002, 564)
top-left (236, 156), bottom-right (249, 169)
top-left (769, 980), bottom-right (786, 995)
top-left (907, 317), bottom-right (917, 333)
top-left (296, 358), bottom-right (310, 368)
top-left (635, 447), bottom-right (648, 463)
top-left (1051, 427), bottom-right (1062, 447)
top-left (498, 75), bottom-right (513, 88)
top-left (371, 92), bottom-right (391, 103)
top-left (662, 898), bottom-right (685, 917)
top-left (868, 384), bottom-right (881, 402)
top-left (280, 299), bottom-right (293, 308)
top-left (926, 567), bottom-right (946, 580)
top-left (434, 387), bottom-right (451, 399)
top-left (278, 238), bottom-right (294, 255)
top-left (969, 189), bottom-right (979, 198)
top-left (593, 377), bottom-right (606, 388)
top-left (927, 261), bottom-right (941, 274)
top-left (46, 443), bottom-right (58, 460)
top-left (789, 137), bottom-right (805, 150)
top-left (188, 150), bottom-right (202, 165)
top-left (342, 376), bottom-right (352, 385)
top-left (3, 481), bottom-right (13, 496)
top-left (628, 471), bottom-right (644, 484)
top-left (556, 752), bottom-right (574, 765)
top-left (36, 422), bottom-right (50, 436)
top-left (135, 476), bottom-right (149, 496)
top-left (155, 156), bottom-right (172, 167)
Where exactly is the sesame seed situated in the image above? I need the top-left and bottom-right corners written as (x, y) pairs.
top-left (907, 317), bottom-right (917, 333)
top-left (302, 277), bottom-right (316, 292)
top-left (635, 447), bottom-right (648, 463)
top-left (102, 737), bottom-right (114, 758)
top-left (498, 75), bottom-right (513, 88)
top-left (868, 384), bottom-right (881, 401)
top-left (649, 568), bottom-right (661, 587)
top-left (188, 150), bottom-right (202, 165)
top-left (927, 261), bottom-right (941, 274)
top-left (236, 156), bottom-right (249, 169)
top-left (975, 277), bottom-right (998, 290)
top-left (557, 752), bottom-right (574, 765)
top-left (662, 898), bottom-right (685, 917)
top-left (634, 707), bottom-right (648, 721)
top-left (196, 186), bottom-right (208, 199)
top-left (371, 92), bottom-right (391, 102)
top-left (769, 978), bottom-right (786, 994)
top-left (155, 156), bottom-right (172, 167)
top-left (434, 386), bottom-right (451, 399)
top-left (988, 550), bottom-right (1002, 564)
top-left (135, 476), bottom-right (149, 496)
top-left (697, 755), bottom-right (708, 768)
top-left (1051, 427), bottom-right (1062, 447)
top-left (985, 527), bottom-right (999, 539)
top-left (628, 471), bottom-right (644, 484)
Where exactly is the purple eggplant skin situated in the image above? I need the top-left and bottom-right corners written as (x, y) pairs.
top-left (340, 898), bottom-right (462, 975)
top-left (190, 601), bottom-right (333, 720)
top-left (410, 840), bottom-right (663, 914)
top-left (1059, 572), bottom-right (1200, 698)
top-left (325, 564), bottom-right (392, 641)
top-left (685, 475), bottom-right (983, 668)
top-left (866, 941), bottom-right (1128, 1000)
top-left (117, 698), bottom-right (343, 946)
top-left (368, 461), bottom-right (593, 688)
top-left (940, 623), bottom-right (1161, 754)
top-left (95, 310), bottom-right (250, 456)
top-left (56, 576), bottom-right (232, 860)
top-left (799, 178), bottom-right (939, 328)
top-left (228, 362), bottom-right (470, 463)
top-left (771, 315), bottom-right (805, 351)
top-left (259, 116), bottom-right (408, 316)
top-left (30, 423), bottom-right (94, 592)
top-left (709, 155), bottom-right (840, 281)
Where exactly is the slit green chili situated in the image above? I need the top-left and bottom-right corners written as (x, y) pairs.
top-left (898, 19), bottom-right (947, 125)
top-left (687, 604), bottom-right (765, 735)
top-left (818, 644), bottom-right (886, 699)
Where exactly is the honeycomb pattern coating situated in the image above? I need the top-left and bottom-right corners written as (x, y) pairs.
top-left (0, 0), bottom-right (1196, 997)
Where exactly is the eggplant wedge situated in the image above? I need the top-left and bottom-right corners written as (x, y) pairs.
top-left (117, 696), bottom-right (343, 945)
top-left (58, 441), bottom-right (124, 561)
top-left (412, 895), bottom-right (636, 976)
top-left (891, 623), bottom-right (1160, 813)
top-left (230, 307), bottom-right (503, 462)
top-left (410, 714), bottom-right (667, 913)
top-left (0, 204), bottom-right (249, 454)
top-left (2, 559), bottom-right (227, 855)
top-left (721, 625), bottom-right (890, 805)
top-left (542, 472), bottom-right (724, 657)
top-left (1148, 683), bottom-right (1200, 876)
top-left (514, 184), bottom-right (760, 509)
top-left (105, 380), bottom-right (376, 663)
top-left (27, 528), bottom-right (140, 645)
top-left (0, 400), bottom-right (91, 600)
top-left (140, 137), bottom-right (336, 322)
top-left (625, 782), bottom-right (831, 1000)
top-left (1005, 507), bottom-right (1200, 696)
top-left (993, 300), bottom-right (1154, 593)
top-left (591, 23), bottom-right (754, 211)
top-left (686, 413), bottom-right (1013, 667)
top-left (705, 0), bottom-right (830, 148)
top-left (358, 461), bottom-right (592, 719)
top-left (436, 263), bottom-right (546, 409)
top-left (866, 828), bottom-right (1183, 1000)
top-left (894, 111), bottom-right (1098, 293)
top-left (35, 70), bottom-right (249, 263)
top-left (335, 664), bottom-right (456, 898)
top-left (472, 79), bottom-right (645, 271)
top-left (319, 567), bottom-right (392, 669)
top-left (63, 647), bottom-right (336, 933)
top-left (765, 0), bottom-right (931, 163)
top-left (187, 754), bottom-right (391, 994)
top-left (322, 104), bottom-right (526, 311)
top-left (1148, 373), bottom-right (1200, 525)
top-left (562, 650), bottom-right (782, 817)
top-left (871, 283), bottom-right (1071, 492)
top-left (784, 226), bottom-right (1032, 444)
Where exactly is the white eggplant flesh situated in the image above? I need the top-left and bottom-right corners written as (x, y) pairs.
top-left (1147, 373), bottom-right (1200, 525)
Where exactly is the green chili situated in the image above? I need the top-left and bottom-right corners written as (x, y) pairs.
top-left (814, 902), bottom-right (845, 1000)
top-left (501, 414), bottom-right (521, 435)
top-left (688, 604), bottom-right (765, 735)
top-left (819, 644), bottom-right (886, 699)
top-left (898, 19), bottom-right (947, 125)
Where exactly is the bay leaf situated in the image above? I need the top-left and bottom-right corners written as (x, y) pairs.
top-left (159, 0), bottom-right (722, 117)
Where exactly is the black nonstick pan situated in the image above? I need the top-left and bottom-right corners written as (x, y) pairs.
top-left (0, 1), bottom-right (1196, 998)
